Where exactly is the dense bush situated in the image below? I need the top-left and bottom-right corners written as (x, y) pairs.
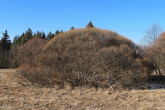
top-left (144, 32), bottom-right (165, 81)
top-left (10, 38), bottom-right (47, 67)
top-left (20, 28), bottom-right (149, 88)
top-left (153, 32), bottom-right (165, 69)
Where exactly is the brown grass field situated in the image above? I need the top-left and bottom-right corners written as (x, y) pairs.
top-left (0, 69), bottom-right (165, 110)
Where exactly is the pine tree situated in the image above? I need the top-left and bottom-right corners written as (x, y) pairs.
top-left (86, 21), bottom-right (94, 28)
top-left (41, 32), bottom-right (46, 39)
top-left (12, 35), bottom-right (21, 45)
top-left (47, 32), bottom-right (55, 40)
top-left (1, 30), bottom-right (11, 50)
top-left (19, 28), bottom-right (33, 44)
top-left (33, 31), bottom-right (42, 38)
top-left (55, 30), bottom-right (60, 36)
top-left (20, 33), bottom-right (27, 44)
top-left (25, 28), bottom-right (33, 39)
top-left (70, 26), bottom-right (74, 30)
top-left (60, 29), bottom-right (63, 33)
top-left (0, 30), bottom-right (11, 68)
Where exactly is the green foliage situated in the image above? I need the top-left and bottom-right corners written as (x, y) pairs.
top-left (1, 27), bottom-right (65, 68)
top-left (25, 28), bottom-right (33, 39)
top-left (55, 30), bottom-right (60, 36)
top-left (33, 31), bottom-right (42, 38)
top-left (86, 21), bottom-right (94, 28)
top-left (1, 30), bottom-right (11, 50)
top-left (18, 28), bottom-right (33, 44)
top-left (20, 33), bottom-right (27, 44)
top-left (60, 29), bottom-right (63, 33)
top-left (47, 32), bottom-right (55, 40)
top-left (42, 32), bottom-right (46, 39)
top-left (33, 31), bottom-right (46, 39)
top-left (70, 26), bottom-right (74, 30)
top-left (13, 35), bottom-right (21, 45)
top-left (0, 30), bottom-right (11, 68)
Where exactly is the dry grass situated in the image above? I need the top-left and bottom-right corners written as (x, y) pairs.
top-left (1, 69), bottom-right (165, 110)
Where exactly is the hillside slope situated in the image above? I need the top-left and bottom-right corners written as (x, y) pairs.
top-left (0, 69), bottom-right (165, 110)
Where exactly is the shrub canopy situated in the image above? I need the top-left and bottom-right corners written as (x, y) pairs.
top-left (34, 28), bottom-right (148, 88)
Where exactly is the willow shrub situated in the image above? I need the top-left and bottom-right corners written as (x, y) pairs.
top-left (21, 28), bottom-right (151, 88)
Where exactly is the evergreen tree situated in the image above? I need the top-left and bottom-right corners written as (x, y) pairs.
top-left (33, 31), bottom-right (42, 38)
top-left (70, 26), bottom-right (74, 30)
top-left (41, 32), bottom-right (46, 39)
top-left (25, 28), bottom-right (33, 39)
top-left (12, 35), bottom-right (21, 45)
top-left (86, 21), bottom-right (94, 28)
top-left (10, 35), bottom-right (20, 68)
top-left (0, 30), bottom-right (11, 68)
top-left (55, 30), bottom-right (60, 36)
top-left (1, 30), bottom-right (11, 50)
top-left (33, 31), bottom-right (46, 39)
top-left (19, 28), bottom-right (33, 44)
top-left (20, 33), bottom-right (27, 44)
top-left (60, 29), bottom-right (63, 33)
top-left (47, 32), bottom-right (55, 40)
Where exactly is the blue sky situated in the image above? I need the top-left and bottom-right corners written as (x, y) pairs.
top-left (0, 0), bottom-right (165, 44)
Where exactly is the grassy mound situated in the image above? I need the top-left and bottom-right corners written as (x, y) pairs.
top-left (21, 28), bottom-right (150, 88)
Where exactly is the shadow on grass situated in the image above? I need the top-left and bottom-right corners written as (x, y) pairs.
top-left (149, 75), bottom-right (165, 83)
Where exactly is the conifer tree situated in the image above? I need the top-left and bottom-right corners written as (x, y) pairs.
top-left (1, 30), bottom-right (11, 50)
top-left (25, 28), bottom-right (33, 39)
top-left (47, 32), bottom-right (54, 40)
top-left (70, 26), bottom-right (74, 30)
top-left (12, 35), bottom-right (21, 45)
top-left (41, 32), bottom-right (46, 39)
top-left (20, 33), bottom-right (27, 44)
top-left (60, 29), bottom-right (63, 33)
top-left (55, 30), bottom-right (60, 36)
top-left (33, 31), bottom-right (42, 38)
top-left (20, 28), bottom-right (33, 44)
top-left (86, 21), bottom-right (94, 28)
top-left (0, 30), bottom-right (11, 68)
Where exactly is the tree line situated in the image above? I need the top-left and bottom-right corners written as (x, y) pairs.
top-left (1, 21), bottom-right (165, 84)
top-left (0, 28), bottom-right (65, 68)
top-left (0, 21), bottom-right (94, 69)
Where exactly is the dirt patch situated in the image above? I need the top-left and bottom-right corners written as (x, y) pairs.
top-left (0, 69), bottom-right (165, 110)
